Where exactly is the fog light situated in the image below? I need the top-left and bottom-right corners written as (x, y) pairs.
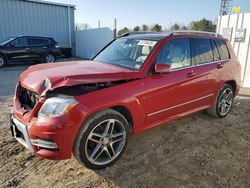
top-left (31, 138), bottom-right (58, 149)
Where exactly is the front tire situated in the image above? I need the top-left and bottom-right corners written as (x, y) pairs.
top-left (207, 84), bottom-right (234, 118)
top-left (73, 109), bottom-right (129, 169)
top-left (0, 55), bottom-right (6, 68)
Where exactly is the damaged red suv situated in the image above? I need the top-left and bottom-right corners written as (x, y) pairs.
top-left (10, 31), bottom-right (241, 169)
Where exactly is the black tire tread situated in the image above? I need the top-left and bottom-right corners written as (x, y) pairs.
top-left (73, 108), bottom-right (129, 169)
top-left (0, 54), bottom-right (7, 68)
top-left (206, 84), bottom-right (234, 118)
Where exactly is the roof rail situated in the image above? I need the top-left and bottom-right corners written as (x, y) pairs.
top-left (169, 30), bottom-right (222, 37)
top-left (119, 31), bottom-right (161, 38)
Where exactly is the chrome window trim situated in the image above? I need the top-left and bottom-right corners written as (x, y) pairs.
top-left (147, 93), bottom-right (214, 117)
top-left (170, 59), bottom-right (230, 72)
top-left (195, 59), bottom-right (230, 67)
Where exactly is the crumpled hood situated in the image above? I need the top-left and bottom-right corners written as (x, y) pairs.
top-left (19, 60), bottom-right (143, 94)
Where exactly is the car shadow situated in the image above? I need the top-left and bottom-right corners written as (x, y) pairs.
top-left (91, 96), bottom-right (250, 187)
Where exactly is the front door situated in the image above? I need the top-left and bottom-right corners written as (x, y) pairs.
top-left (145, 37), bottom-right (199, 127)
top-left (6, 37), bottom-right (29, 62)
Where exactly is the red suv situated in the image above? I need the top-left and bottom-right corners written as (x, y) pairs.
top-left (10, 31), bottom-right (241, 169)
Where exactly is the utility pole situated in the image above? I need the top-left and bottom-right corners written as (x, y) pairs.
top-left (220, 0), bottom-right (232, 16)
top-left (113, 18), bottom-right (117, 39)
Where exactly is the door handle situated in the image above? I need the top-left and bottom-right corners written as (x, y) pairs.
top-left (217, 62), bottom-right (223, 69)
top-left (187, 70), bottom-right (196, 78)
top-left (25, 48), bottom-right (30, 50)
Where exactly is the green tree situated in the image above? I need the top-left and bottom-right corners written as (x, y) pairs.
top-left (180, 26), bottom-right (188, 30)
top-left (151, 24), bottom-right (162, 32)
top-left (142, 24), bottom-right (149, 31)
top-left (118, 27), bottom-right (130, 36)
top-left (190, 18), bottom-right (216, 32)
top-left (171, 23), bottom-right (180, 31)
top-left (133, 26), bottom-right (140, 32)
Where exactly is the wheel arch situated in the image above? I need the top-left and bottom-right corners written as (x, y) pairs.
top-left (110, 105), bottom-right (133, 132)
top-left (225, 80), bottom-right (237, 94)
top-left (0, 52), bottom-right (8, 64)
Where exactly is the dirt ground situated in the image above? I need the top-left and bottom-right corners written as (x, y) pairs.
top-left (0, 63), bottom-right (250, 188)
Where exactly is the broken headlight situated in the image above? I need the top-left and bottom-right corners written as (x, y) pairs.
top-left (38, 97), bottom-right (78, 119)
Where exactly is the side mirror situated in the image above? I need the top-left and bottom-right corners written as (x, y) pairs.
top-left (154, 63), bottom-right (171, 74)
top-left (8, 43), bottom-right (15, 47)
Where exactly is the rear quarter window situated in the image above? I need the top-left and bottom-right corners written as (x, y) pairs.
top-left (215, 39), bottom-right (230, 60)
top-left (193, 38), bottom-right (213, 64)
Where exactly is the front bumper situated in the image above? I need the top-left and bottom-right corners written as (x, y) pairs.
top-left (10, 115), bottom-right (34, 152)
top-left (11, 83), bottom-right (86, 160)
top-left (10, 111), bottom-right (83, 160)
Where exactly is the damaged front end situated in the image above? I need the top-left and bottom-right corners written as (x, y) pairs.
top-left (18, 77), bottom-right (137, 114)
top-left (46, 79), bottom-right (133, 97)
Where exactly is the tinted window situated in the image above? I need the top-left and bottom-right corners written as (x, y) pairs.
top-left (193, 38), bottom-right (213, 64)
top-left (211, 40), bottom-right (220, 61)
top-left (215, 39), bottom-right (230, 60)
top-left (11, 37), bottom-right (28, 46)
top-left (28, 38), bottom-right (49, 46)
top-left (156, 38), bottom-right (191, 70)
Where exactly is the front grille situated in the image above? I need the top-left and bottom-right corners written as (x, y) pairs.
top-left (19, 86), bottom-right (39, 110)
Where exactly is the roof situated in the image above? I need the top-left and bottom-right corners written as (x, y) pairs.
top-left (120, 30), bottom-right (222, 41)
top-left (122, 33), bottom-right (167, 41)
top-left (21, 0), bottom-right (75, 8)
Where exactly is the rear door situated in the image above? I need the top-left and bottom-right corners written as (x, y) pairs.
top-left (145, 37), bottom-right (199, 126)
top-left (27, 37), bottom-right (50, 60)
top-left (192, 38), bottom-right (225, 108)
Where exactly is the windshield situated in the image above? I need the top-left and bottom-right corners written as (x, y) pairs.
top-left (0, 37), bottom-right (15, 46)
top-left (94, 38), bottom-right (158, 70)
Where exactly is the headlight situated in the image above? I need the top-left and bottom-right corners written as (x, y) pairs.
top-left (38, 97), bottom-right (78, 119)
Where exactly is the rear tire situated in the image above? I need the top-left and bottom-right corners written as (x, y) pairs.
top-left (207, 84), bottom-right (234, 118)
top-left (73, 109), bottom-right (129, 169)
top-left (0, 55), bottom-right (6, 68)
top-left (43, 54), bottom-right (55, 63)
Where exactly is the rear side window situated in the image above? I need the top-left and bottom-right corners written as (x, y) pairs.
top-left (211, 40), bottom-right (220, 61)
top-left (28, 38), bottom-right (49, 46)
top-left (215, 39), bottom-right (230, 60)
top-left (193, 38), bottom-right (213, 64)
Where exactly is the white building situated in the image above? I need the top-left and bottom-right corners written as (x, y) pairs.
top-left (217, 13), bottom-right (250, 88)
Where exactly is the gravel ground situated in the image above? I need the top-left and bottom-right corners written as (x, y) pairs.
top-left (0, 62), bottom-right (250, 188)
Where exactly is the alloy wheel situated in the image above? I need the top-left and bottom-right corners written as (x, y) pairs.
top-left (0, 57), bottom-right (5, 67)
top-left (218, 88), bottom-right (233, 116)
top-left (45, 54), bottom-right (55, 63)
top-left (85, 119), bottom-right (126, 166)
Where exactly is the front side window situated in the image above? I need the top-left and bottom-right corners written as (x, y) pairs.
top-left (156, 38), bottom-right (191, 70)
top-left (94, 38), bottom-right (157, 70)
top-left (11, 37), bottom-right (28, 46)
top-left (193, 38), bottom-right (213, 64)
